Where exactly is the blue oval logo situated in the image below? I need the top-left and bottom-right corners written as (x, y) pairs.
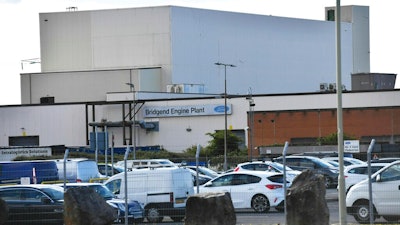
top-left (214, 105), bottom-right (228, 113)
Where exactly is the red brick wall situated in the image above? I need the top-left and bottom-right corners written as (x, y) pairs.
top-left (250, 107), bottom-right (400, 154)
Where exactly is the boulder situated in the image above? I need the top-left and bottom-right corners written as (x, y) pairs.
top-left (185, 192), bottom-right (236, 225)
top-left (286, 169), bottom-right (329, 225)
top-left (64, 187), bottom-right (118, 225)
top-left (0, 198), bottom-right (8, 225)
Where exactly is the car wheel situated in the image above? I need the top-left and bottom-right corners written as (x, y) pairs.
top-left (251, 194), bottom-right (270, 213)
top-left (324, 176), bottom-right (332, 188)
top-left (353, 202), bottom-right (375, 224)
top-left (275, 201), bottom-right (285, 212)
top-left (170, 216), bottom-right (184, 222)
top-left (146, 207), bottom-right (163, 223)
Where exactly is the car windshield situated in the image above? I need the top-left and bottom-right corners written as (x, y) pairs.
top-left (312, 158), bottom-right (336, 168)
top-left (271, 162), bottom-right (294, 171)
top-left (88, 185), bottom-right (115, 200)
top-left (41, 188), bottom-right (64, 201)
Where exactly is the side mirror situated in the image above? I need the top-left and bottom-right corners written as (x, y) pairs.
top-left (41, 197), bottom-right (52, 204)
top-left (376, 174), bottom-right (381, 182)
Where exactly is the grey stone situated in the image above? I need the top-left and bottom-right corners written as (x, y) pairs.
top-left (185, 192), bottom-right (236, 225)
top-left (286, 169), bottom-right (330, 225)
top-left (0, 198), bottom-right (8, 225)
top-left (64, 187), bottom-right (117, 225)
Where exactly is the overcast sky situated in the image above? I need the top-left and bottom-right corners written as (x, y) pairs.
top-left (0, 0), bottom-right (399, 105)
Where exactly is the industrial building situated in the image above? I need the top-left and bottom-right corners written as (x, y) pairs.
top-left (0, 5), bottom-right (398, 160)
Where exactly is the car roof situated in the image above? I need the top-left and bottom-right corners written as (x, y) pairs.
top-left (237, 161), bottom-right (273, 165)
top-left (0, 184), bottom-right (64, 191)
top-left (222, 170), bottom-right (282, 177)
top-left (344, 162), bottom-right (390, 170)
top-left (56, 182), bottom-right (104, 186)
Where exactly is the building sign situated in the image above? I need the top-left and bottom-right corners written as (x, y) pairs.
top-left (344, 140), bottom-right (360, 153)
top-left (0, 147), bottom-right (52, 161)
top-left (143, 104), bottom-right (232, 118)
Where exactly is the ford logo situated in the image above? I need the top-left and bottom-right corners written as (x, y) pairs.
top-left (214, 105), bottom-right (228, 113)
top-left (344, 141), bottom-right (351, 144)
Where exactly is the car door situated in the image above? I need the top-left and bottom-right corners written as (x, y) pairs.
top-left (20, 188), bottom-right (62, 223)
top-left (372, 163), bottom-right (400, 215)
top-left (200, 174), bottom-right (235, 204)
top-left (0, 188), bottom-right (30, 223)
top-left (228, 174), bottom-right (260, 209)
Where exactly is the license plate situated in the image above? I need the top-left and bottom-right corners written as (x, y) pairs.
top-left (175, 198), bottom-right (185, 204)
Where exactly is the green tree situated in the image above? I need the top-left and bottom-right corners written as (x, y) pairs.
top-left (205, 130), bottom-right (243, 157)
top-left (317, 132), bottom-right (357, 145)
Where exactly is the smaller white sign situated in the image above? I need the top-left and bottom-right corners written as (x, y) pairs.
top-left (20, 177), bottom-right (31, 185)
top-left (344, 140), bottom-right (360, 153)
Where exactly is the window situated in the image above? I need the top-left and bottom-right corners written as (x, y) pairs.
top-left (0, 189), bottom-right (20, 201)
top-left (380, 164), bottom-right (400, 182)
top-left (105, 179), bottom-right (121, 194)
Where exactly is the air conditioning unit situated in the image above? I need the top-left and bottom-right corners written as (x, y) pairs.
top-left (166, 84), bottom-right (184, 93)
top-left (329, 83), bottom-right (336, 91)
top-left (319, 83), bottom-right (328, 91)
top-left (166, 84), bottom-right (175, 93)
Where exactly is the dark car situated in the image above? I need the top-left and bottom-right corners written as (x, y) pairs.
top-left (0, 184), bottom-right (64, 225)
top-left (274, 155), bottom-right (339, 188)
top-left (58, 182), bottom-right (144, 223)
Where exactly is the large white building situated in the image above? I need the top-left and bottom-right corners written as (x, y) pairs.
top-left (3, 5), bottom-right (397, 156)
top-left (21, 5), bottom-right (369, 104)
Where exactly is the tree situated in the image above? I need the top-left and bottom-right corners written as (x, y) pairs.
top-left (317, 132), bottom-right (357, 145)
top-left (205, 130), bottom-right (243, 157)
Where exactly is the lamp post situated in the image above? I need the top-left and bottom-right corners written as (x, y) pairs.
top-left (125, 83), bottom-right (136, 159)
top-left (247, 92), bottom-right (255, 161)
top-left (215, 62), bottom-right (236, 171)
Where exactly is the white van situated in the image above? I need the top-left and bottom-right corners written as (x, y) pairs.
top-left (55, 158), bottom-right (104, 183)
top-left (104, 167), bottom-right (194, 223)
top-left (346, 160), bottom-right (400, 223)
top-left (115, 159), bottom-right (176, 170)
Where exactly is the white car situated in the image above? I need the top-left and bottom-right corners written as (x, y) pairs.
top-left (341, 163), bottom-right (390, 192)
top-left (233, 161), bottom-right (301, 182)
top-left (346, 160), bottom-right (400, 223)
top-left (198, 170), bottom-right (288, 213)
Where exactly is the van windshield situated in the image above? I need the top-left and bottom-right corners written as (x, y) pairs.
top-left (77, 161), bottom-right (101, 181)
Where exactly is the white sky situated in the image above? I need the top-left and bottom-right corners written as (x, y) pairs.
top-left (0, 0), bottom-right (399, 105)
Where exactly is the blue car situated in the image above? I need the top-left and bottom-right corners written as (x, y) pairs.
top-left (58, 183), bottom-right (144, 223)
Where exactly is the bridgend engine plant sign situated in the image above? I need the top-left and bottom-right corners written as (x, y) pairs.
top-left (143, 104), bottom-right (232, 118)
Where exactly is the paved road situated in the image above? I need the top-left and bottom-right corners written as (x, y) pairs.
top-left (130, 189), bottom-right (393, 225)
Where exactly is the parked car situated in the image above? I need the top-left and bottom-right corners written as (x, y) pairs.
top-left (233, 161), bottom-right (301, 182)
top-left (274, 155), bottom-right (339, 188)
top-left (184, 165), bottom-right (220, 178)
top-left (341, 163), bottom-right (390, 192)
top-left (346, 160), bottom-right (400, 223)
top-left (323, 159), bottom-right (340, 168)
top-left (58, 182), bottom-right (144, 223)
top-left (198, 171), bottom-right (287, 213)
top-left (0, 160), bottom-right (59, 184)
top-left (371, 157), bottom-right (400, 163)
top-left (185, 168), bottom-right (212, 186)
top-left (322, 157), bottom-right (365, 166)
top-left (0, 184), bottom-right (64, 225)
top-left (97, 163), bottom-right (123, 177)
top-left (104, 166), bottom-right (194, 223)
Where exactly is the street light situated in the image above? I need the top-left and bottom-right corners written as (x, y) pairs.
top-left (247, 91), bottom-right (255, 161)
top-left (215, 62), bottom-right (236, 171)
top-left (125, 82), bottom-right (136, 160)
